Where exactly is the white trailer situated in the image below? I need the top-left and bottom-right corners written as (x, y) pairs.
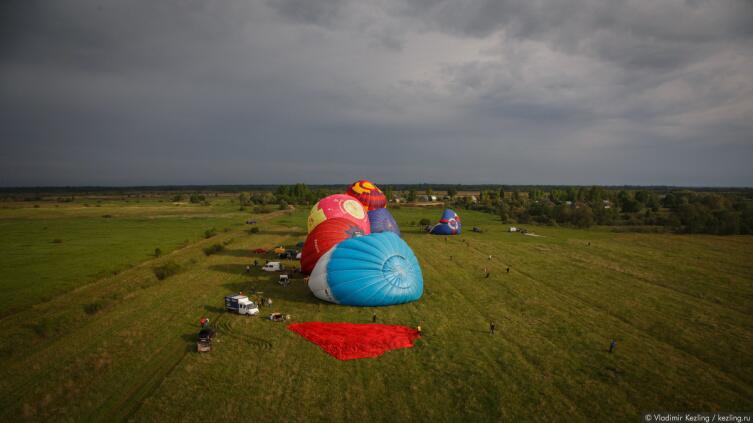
top-left (224, 294), bottom-right (260, 316)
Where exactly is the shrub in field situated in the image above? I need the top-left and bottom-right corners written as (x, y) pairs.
top-left (102, 214), bottom-right (113, 218)
top-left (30, 320), bottom-right (51, 338)
top-left (204, 228), bottom-right (217, 238)
top-left (52, 238), bottom-right (63, 244)
top-left (249, 227), bottom-right (260, 234)
top-left (154, 247), bottom-right (162, 257)
top-left (203, 243), bottom-right (225, 256)
top-left (83, 302), bottom-right (103, 315)
top-left (153, 261), bottom-right (181, 280)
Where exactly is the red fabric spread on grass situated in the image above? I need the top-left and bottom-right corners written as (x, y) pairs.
top-left (287, 322), bottom-right (420, 360)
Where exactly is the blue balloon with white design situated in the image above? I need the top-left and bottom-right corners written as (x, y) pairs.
top-left (368, 208), bottom-right (401, 237)
top-left (308, 232), bottom-right (423, 306)
top-left (429, 209), bottom-right (461, 235)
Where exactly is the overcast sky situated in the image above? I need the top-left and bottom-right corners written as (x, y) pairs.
top-left (1, 0), bottom-right (752, 187)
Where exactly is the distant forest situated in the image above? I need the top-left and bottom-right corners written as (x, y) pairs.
top-left (3, 183), bottom-right (753, 235)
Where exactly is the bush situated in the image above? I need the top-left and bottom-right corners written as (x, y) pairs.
top-left (52, 238), bottom-right (63, 244)
top-left (153, 261), bottom-right (181, 280)
top-left (253, 206), bottom-right (273, 214)
top-left (204, 228), bottom-right (217, 238)
top-left (30, 320), bottom-right (51, 338)
top-left (102, 214), bottom-right (113, 218)
top-left (154, 247), bottom-right (162, 257)
top-left (249, 227), bottom-right (260, 234)
top-left (83, 302), bottom-right (103, 315)
top-left (419, 218), bottom-right (431, 226)
top-left (203, 243), bottom-right (225, 256)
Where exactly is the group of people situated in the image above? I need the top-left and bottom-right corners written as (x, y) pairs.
top-left (259, 297), bottom-right (273, 307)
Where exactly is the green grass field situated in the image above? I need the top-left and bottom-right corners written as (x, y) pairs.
top-left (0, 202), bottom-right (751, 422)
top-left (0, 200), bottom-right (247, 316)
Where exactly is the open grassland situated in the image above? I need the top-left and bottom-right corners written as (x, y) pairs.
top-left (0, 204), bottom-right (751, 422)
top-left (0, 200), bottom-right (248, 316)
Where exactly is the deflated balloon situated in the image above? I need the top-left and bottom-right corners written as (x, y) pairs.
top-left (346, 180), bottom-right (387, 211)
top-left (308, 232), bottom-right (423, 306)
top-left (308, 194), bottom-right (370, 234)
top-left (368, 208), bottom-right (401, 237)
top-left (301, 218), bottom-right (366, 274)
top-left (430, 209), bottom-right (461, 235)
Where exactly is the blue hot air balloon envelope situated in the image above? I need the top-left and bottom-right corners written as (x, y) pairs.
top-left (368, 208), bottom-right (401, 237)
top-left (430, 209), bottom-right (461, 235)
top-left (308, 232), bottom-right (423, 306)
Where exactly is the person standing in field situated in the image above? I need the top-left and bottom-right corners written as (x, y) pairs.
top-left (372, 312), bottom-right (377, 323)
top-left (506, 267), bottom-right (510, 273)
top-left (417, 325), bottom-right (422, 335)
top-left (489, 321), bottom-right (496, 335)
top-left (609, 340), bottom-right (617, 353)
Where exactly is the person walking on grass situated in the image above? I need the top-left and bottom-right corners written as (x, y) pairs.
top-left (372, 312), bottom-right (377, 323)
top-left (506, 267), bottom-right (510, 273)
top-left (417, 325), bottom-right (422, 335)
top-left (609, 339), bottom-right (617, 353)
top-left (489, 321), bottom-right (496, 335)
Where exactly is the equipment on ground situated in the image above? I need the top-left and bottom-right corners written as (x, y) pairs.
top-left (269, 312), bottom-right (290, 322)
top-left (197, 327), bottom-right (215, 352)
top-left (279, 274), bottom-right (290, 286)
top-left (224, 294), bottom-right (260, 316)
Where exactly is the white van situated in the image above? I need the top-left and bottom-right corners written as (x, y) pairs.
top-left (262, 262), bottom-right (282, 272)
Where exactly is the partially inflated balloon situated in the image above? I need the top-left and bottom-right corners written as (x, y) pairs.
top-left (430, 209), bottom-right (461, 235)
top-left (301, 218), bottom-right (366, 274)
top-left (308, 194), bottom-right (370, 234)
top-left (308, 232), bottom-right (423, 306)
top-left (368, 208), bottom-right (401, 237)
top-left (346, 180), bottom-right (387, 211)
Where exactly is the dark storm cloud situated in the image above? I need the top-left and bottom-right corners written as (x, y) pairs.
top-left (1, 0), bottom-right (752, 186)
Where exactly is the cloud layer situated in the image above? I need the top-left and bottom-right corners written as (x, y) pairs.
top-left (2, 0), bottom-right (752, 186)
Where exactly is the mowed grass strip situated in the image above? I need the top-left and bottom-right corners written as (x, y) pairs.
top-left (0, 207), bottom-right (751, 422)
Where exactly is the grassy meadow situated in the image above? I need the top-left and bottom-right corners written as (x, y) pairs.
top-left (0, 200), bottom-right (751, 421)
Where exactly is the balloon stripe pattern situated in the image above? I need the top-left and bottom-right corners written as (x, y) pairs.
top-left (308, 232), bottom-right (423, 306)
top-left (347, 180), bottom-right (387, 211)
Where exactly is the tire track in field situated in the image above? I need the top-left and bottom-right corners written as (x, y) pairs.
top-left (508, 263), bottom-right (753, 396)
top-left (417, 251), bottom-right (590, 420)
top-left (422, 234), bottom-right (753, 412)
